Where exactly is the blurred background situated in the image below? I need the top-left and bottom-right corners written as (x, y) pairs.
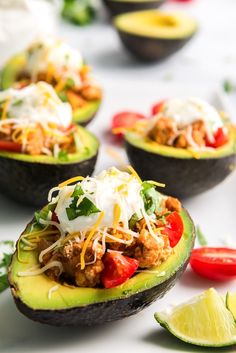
top-left (0, 0), bottom-right (236, 90)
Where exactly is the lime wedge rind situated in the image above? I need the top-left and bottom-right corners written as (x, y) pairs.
top-left (226, 292), bottom-right (236, 322)
top-left (154, 288), bottom-right (236, 347)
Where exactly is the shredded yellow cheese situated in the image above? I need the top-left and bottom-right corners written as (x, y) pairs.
top-left (127, 165), bottom-right (142, 184)
top-left (55, 79), bottom-right (66, 93)
top-left (188, 149), bottom-right (200, 159)
top-left (59, 176), bottom-right (84, 188)
top-left (147, 180), bottom-right (166, 188)
top-left (80, 211), bottom-right (105, 270)
top-left (113, 203), bottom-right (121, 229)
top-left (1, 98), bottom-right (10, 120)
top-left (46, 63), bottom-right (55, 83)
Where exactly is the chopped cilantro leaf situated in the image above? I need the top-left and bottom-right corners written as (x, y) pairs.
top-left (12, 99), bottom-right (23, 106)
top-left (66, 195), bottom-right (100, 221)
top-left (129, 213), bottom-right (140, 229)
top-left (58, 91), bottom-right (68, 102)
top-left (0, 241), bottom-right (15, 293)
top-left (223, 80), bottom-right (235, 93)
top-left (0, 274), bottom-right (8, 293)
top-left (141, 182), bottom-right (162, 215)
top-left (58, 150), bottom-right (69, 162)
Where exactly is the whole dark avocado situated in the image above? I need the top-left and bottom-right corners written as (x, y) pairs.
top-left (0, 54), bottom-right (101, 126)
top-left (0, 126), bottom-right (99, 206)
top-left (102, 0), bottom-right (165, 17)
top-left (114, 10), bottom-right (197, 62)
top-left (125, 128), bottom-right (236, 198)
top-left (8, 208), bottom-right (195, 326)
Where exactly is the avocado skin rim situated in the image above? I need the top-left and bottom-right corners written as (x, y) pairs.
top-left (0, 153), bottom-right (98, 207)
top-left (102, 0), bottom-right (165, 17)
top-left (125, 140), bottom-right (236, 198)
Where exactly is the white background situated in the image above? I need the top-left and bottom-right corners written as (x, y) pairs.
top-left (0, 0), bottom-right (236, 352)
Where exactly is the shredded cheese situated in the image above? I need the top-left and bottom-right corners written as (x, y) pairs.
top-left (59, 176), bottom-right (84, 188)
top-left (147, 180), bottom-right (166, 188)
top-left (80, 211), bottom-right (105, 270)
top-left (48, 284), bottom-right (59, 300)
top-left (18, 260), bottom-right (63, 277)
top-left (55, 79), bottom-right (66, 93)
top-left (127, 165), bottom-right (142, 183)
top-left (113, 203), bottom-right (121, 229)
top-left (1, 98), bottom-right (11, 120)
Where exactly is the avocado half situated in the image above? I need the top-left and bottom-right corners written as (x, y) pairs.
top-left (114, 10), bottom-right (197, 61)
top-left (0, 54), bottom-right (101, 126)
top-left (8, 208), bottom-right (195, 326)
top-left (125, 128), bottom-right (236, 198)
top-left (0, 126), bottom-right (99, 206)
top-left (102, 0), bottom-right (165, 17)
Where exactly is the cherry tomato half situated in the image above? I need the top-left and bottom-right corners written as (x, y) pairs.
top-left (0, 140), bottom-right (22, 153)
top-left (162, 211), bottom-right (184, 248)
top-left (101, 251), bottom-right (139, 288)
top-left (206, 127), bottom-right (229, 148)
top-left (111, 111), bottom-right (146, 138)
top-left (190, 247), bottom-right (236, 281)
top-left (151, 100), bottom-right (165, 116)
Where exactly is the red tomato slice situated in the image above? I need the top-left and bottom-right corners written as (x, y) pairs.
top-left (190, 247), bottom-right (236, 281)
top-left (206, 127), bottom-right (229, 148)
top-left (111, 111), bottom-right (146, 137)
top-left (162, 211), bottom-right (184, 248)
top-left (151, 100), bottom-right (165, 116)
top-left (0, 140), bottom-right (22, 152)
top-left (101, 251), bottom-right (139, 288)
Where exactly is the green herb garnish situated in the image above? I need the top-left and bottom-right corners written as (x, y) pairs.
top-left (129, 213), bottom-right (140, 230)
top-left (58, 150), bottom-right (69, 162)
top-left (196, 226), bottom-right (208, 246)
top-left (0, 241), bottom-right (15, 293)
top-left (66, 78), bottom-right (75, 88)
top-left (66, 185), bottom-right (100, 221)
top-left (34, 204), bottom-right (56, 224)
top-left (12, 99), bottom-right (23, 106)
top-left (141, 182), bottom-right (162, 215)
top-left (58, 91), bottom-right (68, 102)
top-left (223, 80), bottom-right (236, 93)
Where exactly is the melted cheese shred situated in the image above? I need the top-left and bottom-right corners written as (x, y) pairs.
top-left (18, 261), bottom-right (63, 277)
top-left (58, 176), bottom-right (84, 188)
top-left (80, 212), bottom-right (105, 270)
top-left (113, 203), bottom-right (121, 229)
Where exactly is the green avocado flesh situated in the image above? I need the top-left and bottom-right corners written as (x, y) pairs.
top-left (9, 209), bottom-right (194, 313)
top-left (125, 128), bottom-right (236, 159)
top-left (114, 10), bottom-right (197, 39)
top-left (0, 54), bottom-right (101, 126)
top-left (0, 126), bottom-right (98, 164)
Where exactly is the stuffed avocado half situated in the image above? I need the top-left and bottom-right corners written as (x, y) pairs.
top-left (0, 82), bottom-right (99, 206)
top-left (114, 10), bottom-right (197, 61)
top-left (0, 37), bottom-right (102, 126)
top-left (102, 0), bottom-right (165, 17)
top-left (125, 97), bottom-right (236, 198)
top-left (9, 167), bottom-right (195, 326)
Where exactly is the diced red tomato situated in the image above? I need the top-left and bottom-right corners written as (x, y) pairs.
top-left (111, 111), bottom-right (146, 138)
top-left (0, 140), bottom-right (22, 153)
top-left (206, 127), bottom-right (229, 148)
top-left (190, 247), bottom-right (236, 281)
top-left (162, 211), bottom-right (184, 248)
top-left (151, 100), bottom-right (165, 116)
top-left (51, 212), bottom-right (59, 223)
top-left (101, 251), bottom-right (139, 288)
top-left (59, 123), bottom-right (77, 133)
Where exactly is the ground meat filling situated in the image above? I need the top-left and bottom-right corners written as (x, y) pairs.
top-left (37, 196), bottom-right (181, 288)
top-left (148, 117), bottom-right (208, 149)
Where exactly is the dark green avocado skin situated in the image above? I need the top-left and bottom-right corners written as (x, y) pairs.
top-left (0, 154), bottom-right (98, 207)
top-left (116, 31), bottom-right (194, 62)
top-left (12, 256), bottom-right (189, 326)
top-left (126, 141), bottom-right (236, 198)
top-left (102, 0), bottom-right (165, 17)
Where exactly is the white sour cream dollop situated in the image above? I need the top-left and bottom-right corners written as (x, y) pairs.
top-left (160, 97), bottom-right (223, 134)
top-left (0, 81), bottom-right (72, 128)
top-left (26, 37), bottom-right (83, 86)
top-left (54, 168), bottom-right (145, 233)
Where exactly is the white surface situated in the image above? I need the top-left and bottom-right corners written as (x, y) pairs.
top-left (1, 0), bottom-right (236, 351)
top-left (0, 80), bottom-right (236, 353)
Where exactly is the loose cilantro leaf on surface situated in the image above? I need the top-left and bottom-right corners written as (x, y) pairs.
top-left (223, 80), bottom-right (236, 93)
top-left (0, 241), bottom-right (15, 293)
top-left (196, 226), bottom-right (208, 246)
top-left (141, 182), bottom-right (162, 215)
top-left (58, 150), bottom-right (69, 162)
top-left (0, 274), bottom-right (8, 293)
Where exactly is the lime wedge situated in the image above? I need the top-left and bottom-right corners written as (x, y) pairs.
top-left (226, 292), bottom-right (236, 321)
top-left (154, 288), bottom-right (236, 347)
